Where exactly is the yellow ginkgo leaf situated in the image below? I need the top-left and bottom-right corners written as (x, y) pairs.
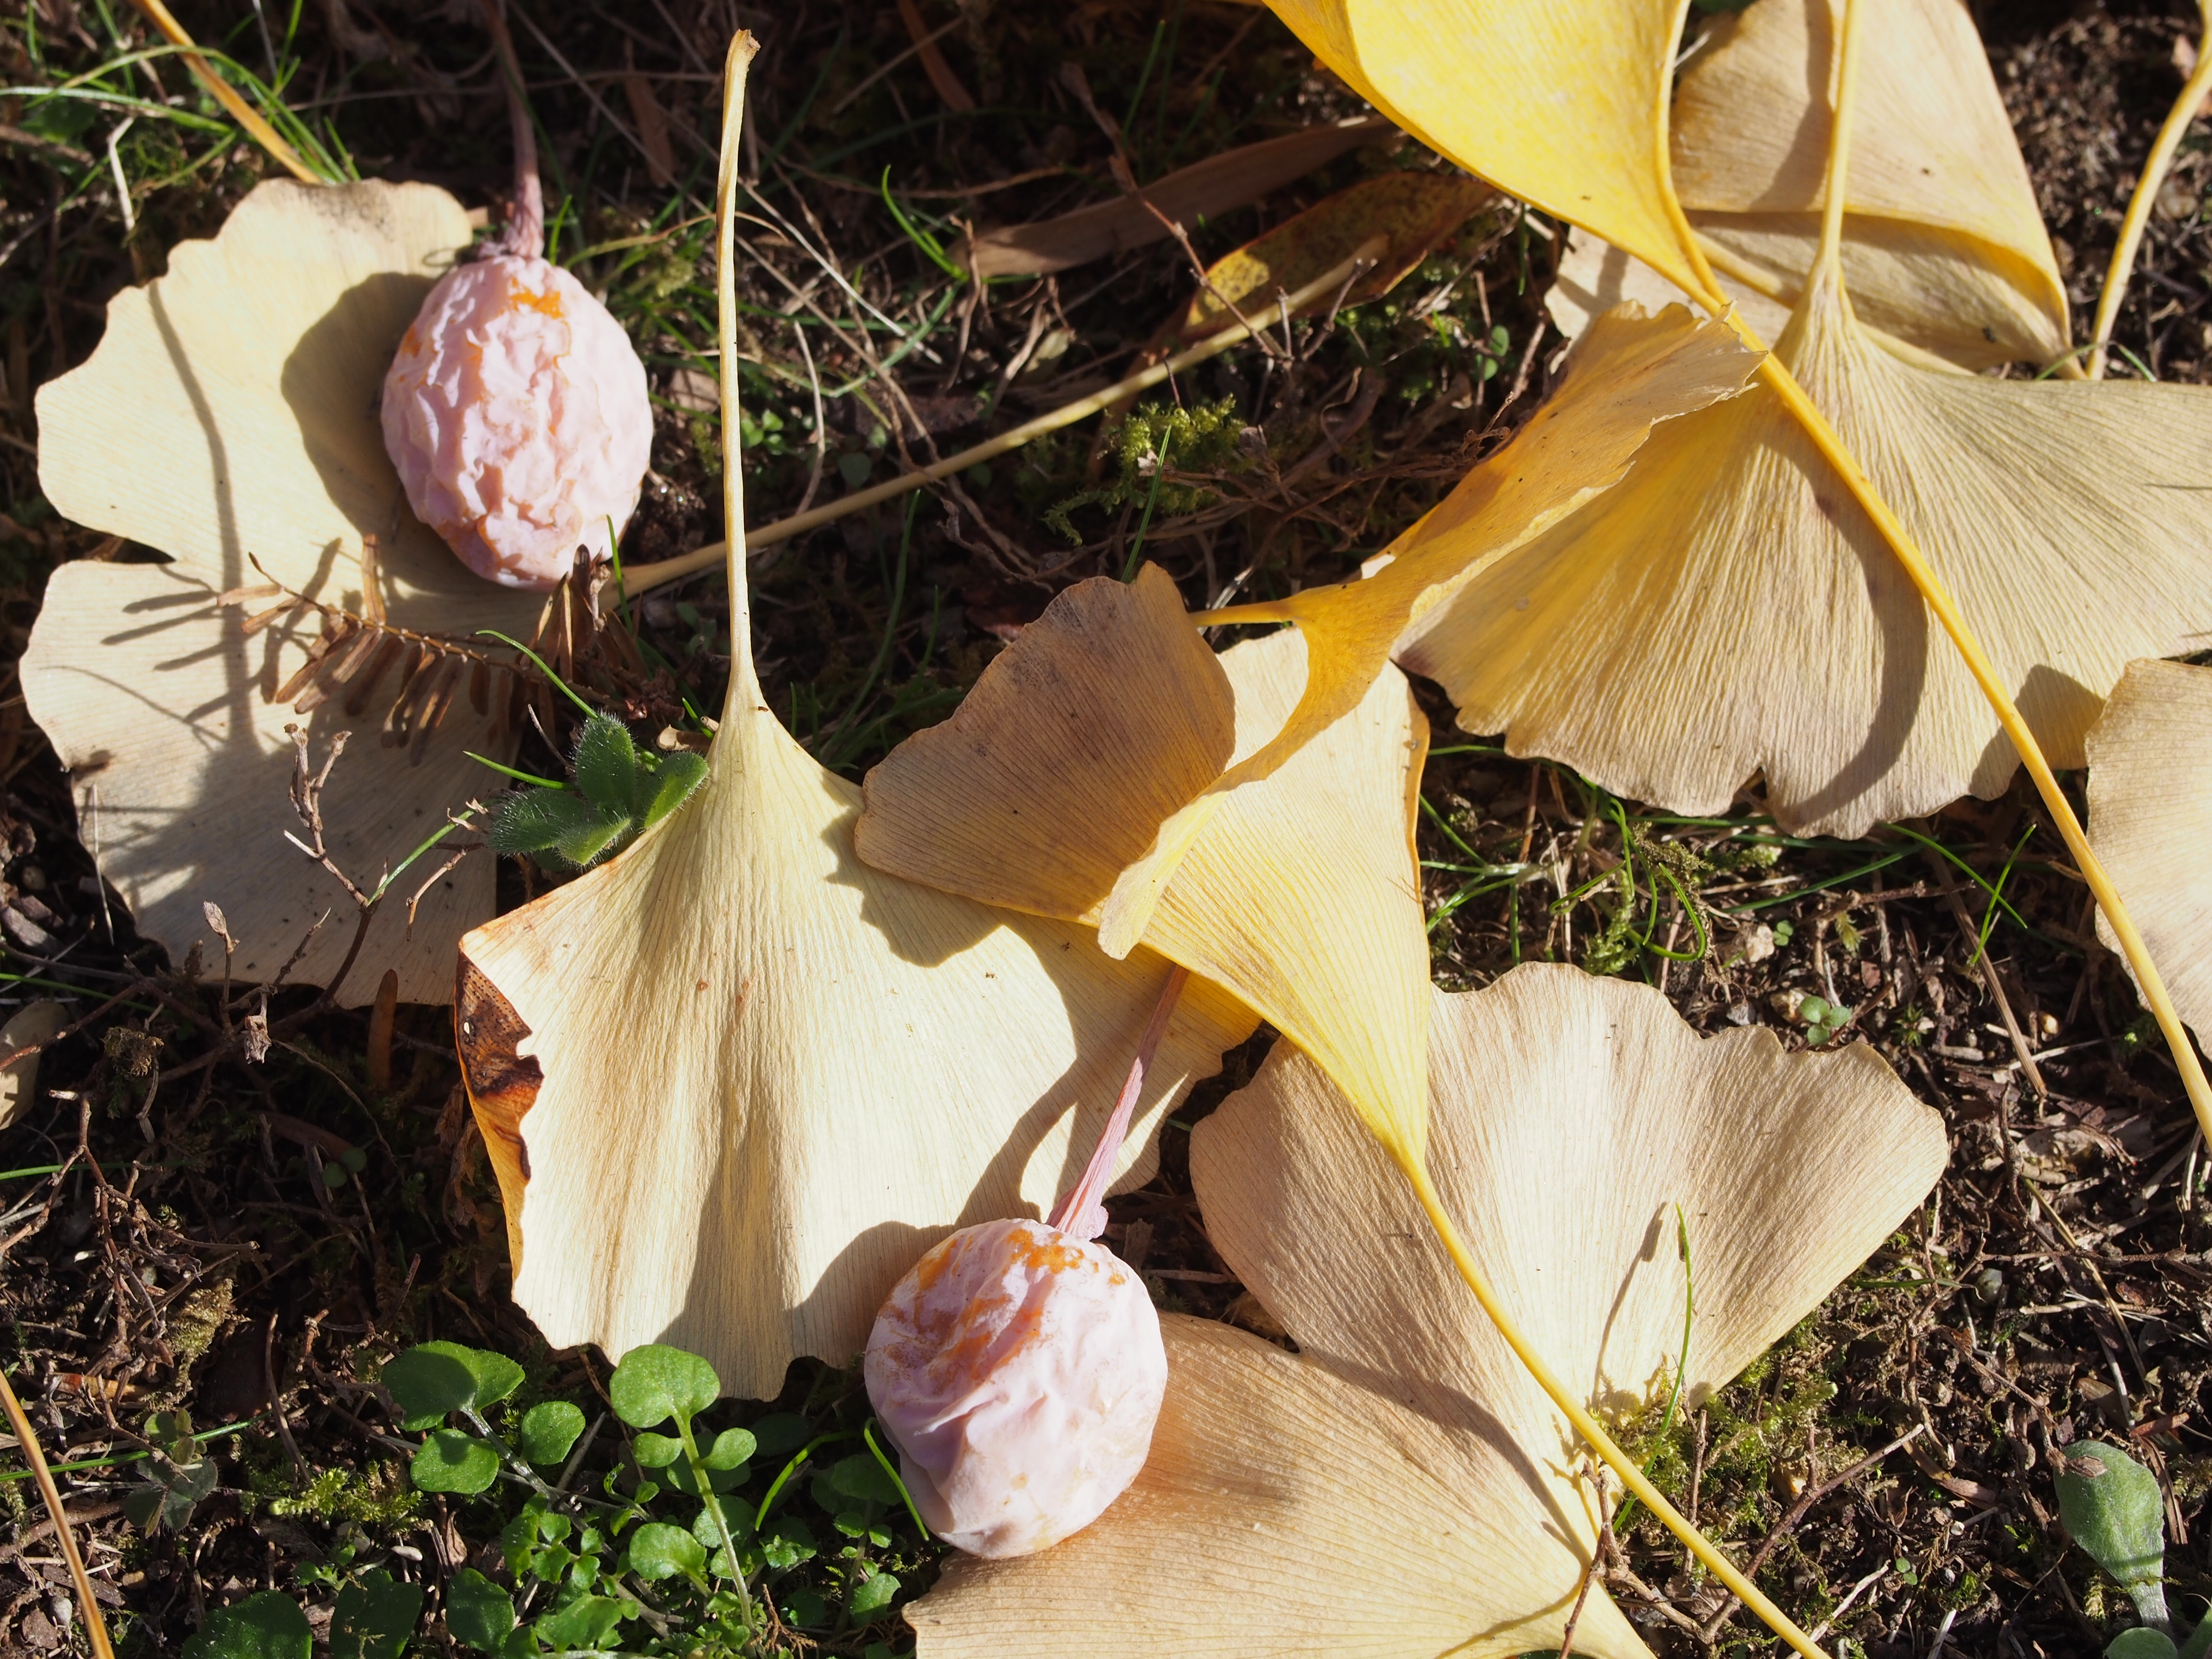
top-left (1396, 246), bottom-right (2212, 836)
top-left (2086, 659), bottom-right (2212, 1043)
top-left (24, 180), bottom-right (541, 1004)
top-left (859, 577), bottom-right (1433, 1159)
top-left (1674, 0), bottom-right (2068, 370)
top-left (906, 965), bottom-right (1946, 1658)
top-left (1261, 0), bottom-right (1700, 296)
top-left (452, 36), bottom-right (1257, 1400)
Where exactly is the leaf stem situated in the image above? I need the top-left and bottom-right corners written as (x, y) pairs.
top-left (2090, 3), bottom-right (2212, 379)
top-left (624, 240), bottom-right (1386, 597)
top-left (126, 0), bottom-right (323, 184)
top-left (1398, 1157), bottom-right (1828, 1659)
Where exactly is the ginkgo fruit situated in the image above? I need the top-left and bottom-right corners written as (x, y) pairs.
top-left (866, 973), bottom-right (1187, 1558)
top-left (380, 0), bottom-right (650, 589)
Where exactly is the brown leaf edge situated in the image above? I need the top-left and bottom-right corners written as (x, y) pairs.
top-left (455, 952), bottom-right (540, 1272)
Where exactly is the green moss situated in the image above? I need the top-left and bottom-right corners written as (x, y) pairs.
top-left (1042, 397), bottom-right (1253, 544)
top-left (260, 1461), bottom-right (421, 1528)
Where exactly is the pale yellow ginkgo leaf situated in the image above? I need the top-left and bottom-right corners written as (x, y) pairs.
top-left (858, 577), bottom-right (1433, 1160)
top-left (2086, 659), bottom-right (2212, 1044)
top-left (452, 36), bottom-right (1257, 1400)
top-left (1398, 251), bottom-right (2212, 837)
top-left (907, 965), bottom-right (1947, 1658)
top-left (1260, 0), bottom-right (1701, 296)
top-left (24, 180), bottom-right (541, 1004)
top-left (1673, 0), bottom-right (2069, 370)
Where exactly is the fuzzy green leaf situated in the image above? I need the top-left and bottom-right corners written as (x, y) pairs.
top-left (485, 788), bottom-right (613, 857)
top-left (608, 1345), bottom-right (720, 1430)
top-left (2059, 1441), bottom-right (2171, 1632)
top-left (571, 713), bottom-right (642, 816)
top-left (2109, 1633), bottom-right (2180, 1659)
top-left (640, 749), bottom-right (709, 830)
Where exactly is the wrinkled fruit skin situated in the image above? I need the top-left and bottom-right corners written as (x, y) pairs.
top-left (866, 1216), bottom-right (1166, 1558)
top-left (382, 253), bottom-right (651, 589)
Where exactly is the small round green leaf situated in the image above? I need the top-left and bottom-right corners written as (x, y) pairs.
top-left (381, 1342), bottom-right (524, 1428)
top-left (627, 1521), bottom-right (708, 1582)
top-left (631, 1431), bottom-right (684, 1468)
top-left (2109, 1633), bottom-right (2181, 1659)
top-left (608, 1344), bottom-right (720, 1429)
top-left (445, 1569), bottom-right (517, 1652)
top-left (702, 1426), bottom-right (756, 1470)
top-left (829, 1452), bottom-right (904, 1507)
top-left (517, 1401), bottom-right (587, 1467)
top-left (410, 1429), bottom-right (501, 1495)
top-left (848, 1569), bottom-right (901, 1620)
top-left (331, 1569), bottom-right (422, 1659)
top-left (181, 1591), bottom-right (312, 1659)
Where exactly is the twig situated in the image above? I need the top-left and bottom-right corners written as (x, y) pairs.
top-left (0, 1365), bottom-right (117, 1659)
top-left (625, 241), bottom-right (1385, 594)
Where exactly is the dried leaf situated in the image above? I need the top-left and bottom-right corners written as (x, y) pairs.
top-left (859, 570), bottom-right (1436, 1161)
top-left (2086, 659), bottom-right (2212, 1042)
top-left (1165, 171), bottom-right (1498, 348)
top-left (0, 1002), bottom-right (66, 1130)
top-left (453, 36), bottom-right (1260, 1399)
top-left (24, 180), bottom-right (541, 1004)
top-left (1396, 253), bottom-right (2212, 835)
top-left (909, 966), bottom-right (1946, 1658)
top-left (1547, 0), bottom-right (2070, 371)
top-left (955, 118), bottom-right (1393, 278)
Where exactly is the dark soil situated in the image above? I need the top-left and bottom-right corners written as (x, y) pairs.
top-left (2, 2), bottom-right (2211, 1657)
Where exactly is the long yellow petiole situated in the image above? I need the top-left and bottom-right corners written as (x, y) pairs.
top-left (2088, 2), bottom-right (2212, 380)
top-left (1400, 1156), bottom-right (1835, 1659)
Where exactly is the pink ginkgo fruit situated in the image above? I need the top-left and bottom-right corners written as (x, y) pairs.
top-left (380, 0), bottom-right (651, 590)
top-left (865, 971), bottom-right (1188, 1558)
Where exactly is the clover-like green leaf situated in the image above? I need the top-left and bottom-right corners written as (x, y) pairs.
top-left (631, 1431), bottom-right (685, 1468)
top-left (626, 1521), bottom-right (708, 1583)
top-left (516, 1401), bottom-right (586, 1467)
top-left (608, 1344), bottom-right (720, 1430)
top-left (445, 1569), bottom-right (517, 1653)
top-left (181, 1592), bottom-right (312, 1659)
top-left (828, 1452), bottom-right (904, 1508)
top-left (331, 1570), bottom-right (423, 1659)
top-left (411, 1428), bottom-right (501, 1495)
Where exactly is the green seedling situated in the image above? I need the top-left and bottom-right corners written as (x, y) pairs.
top-left (124, 1407), bottom-right (219, 1533)
top-left (2056, 1441), bottom-right (2212, 1656)
top-left (481, 709), bottom-right (708, 871)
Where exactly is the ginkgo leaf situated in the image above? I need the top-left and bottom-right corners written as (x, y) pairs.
top-left (2086, 659), bottom-right (2212, 1044)
top-left (24, 180), bottom-right (541, 1004)
top-left (1672, 0), bottom-right (2069, 370)
top-left (859, 573), bottom-right (1434, 1160)
top-left (1261, 0), bottom-right (1700, 295)
top-left (907, 965), bottom-right (1947, 1657)
top-left (858, 305), bottom-right (1751, 1161)
top-left (1396, 251), bottom-right (2212, 837)
top-left (452, 36), bottom-right (1258, 1401)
